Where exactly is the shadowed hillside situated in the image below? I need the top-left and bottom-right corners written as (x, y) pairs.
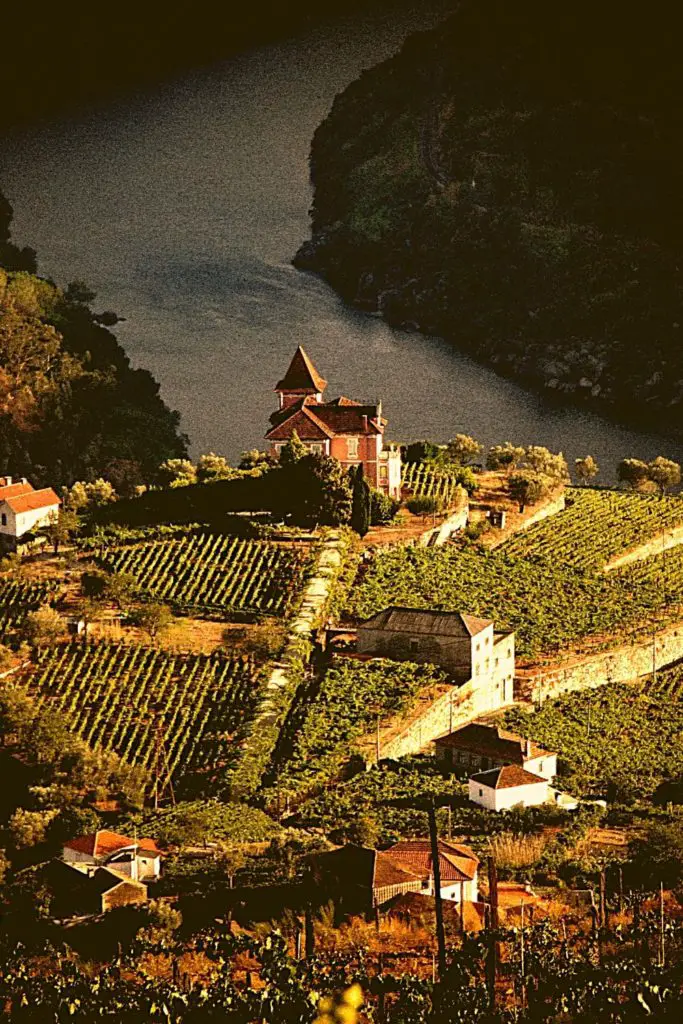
top-left (296, 0), bottom-right (683, 432)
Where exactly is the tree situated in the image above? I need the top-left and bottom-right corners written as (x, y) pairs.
top-left (46, 806), bottom-right (101, 848)
top-left (403, 440), bottom-right (440, 464)
top-left (370, 488), bottom-right (400, 525)
top-left (280, 451), bottom-right (352, 526)
top-left (447, 433), bottom-right (482, 465)
top-left (406, 494), bottom-right (442, 517)
top-left (575, 455), bottom-right (599, 485)
top-left (617, 458), bottom-right (651, 491)
top-left (347, 813), bottom-right (380, 849)
top-left (508, 471), bottom-right (547, 512)
top-left (350, 464), bottom-right (371, 536)
top-left (158, 458), bottom-right (197, 488)
top-left (40, 509), bottom-right (79, 553)
top-left (23, 605), bottom-right (64, 647)
top-left (524, 446), bottom-right (569, 482)
top-left (104, 571), bottom-right (139, 611)
top-left (8, 808), bottom-right (57, 849)
top-left (135, 602), bottom-right (172, 641)
top-left (486, 442), bottom-right (525, 473)
top-left (239, 449), bottom-right (273, 471)
top-left (648, 456), bottom-right (681, 495)
top-left (216, 845), bottom-right (247, 888)
top-left (63, 479), bottom-right (117, 512)
top-left (79, 596), bottom-right (105, 636)
top-left (196, 452), bottom-right (235, 483)
top-left (279, 430), bottom-right (307, 467)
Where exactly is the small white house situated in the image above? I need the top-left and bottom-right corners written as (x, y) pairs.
top-left (0, 476), bottom-right (60, 542)
top-left (435, 722), bottom-right (557, 781)
top-left (468, 765), bottom-right (550, 812)
top-left (62, 829), bottom-right (162, 882)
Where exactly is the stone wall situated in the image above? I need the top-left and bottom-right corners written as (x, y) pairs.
top-left (516, 619), bottom-right (683, 703)
top-left (515, 492), bottom-right (566, 533)
top-left (604, 523), bottom-right (683, 572)
top-left (417, 505), bottom-right (469, 547)
top-left (376, 676), bottom-right (513, 761)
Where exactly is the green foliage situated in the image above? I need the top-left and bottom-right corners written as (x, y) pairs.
top-left (504, 679), bottom-right (683, 800)
top-left (119, 799), bottom-right (282, 848)
top-left (403, 440), bottom-right (441, 464)
top-left (0, 579), bottom-right (58, 640)
top-left (486, 443), bottom-right (526, 473)
top-left (132, 601), bottom-right (173, 640)
top-left (406, 494), bottom-right (442, 516)
top-left (349, 464), bottom-right (371, 537)
top-left (8, 808), bottom-right (57, 849)
top-left (446, 434), bottom-right (482, 465)
top-left (100, 533), bottom-right (313, 618)
top-left (575, 455), bottom-right (599, 484)
top-left (22, 605), bottom-right (64, 648)
top-left (369, 488), bottom-right (399, 525)
top-left (278, 431), bottom-right (307, 467)
top-left (279, 451), bottom-right (353, 527)
top-left (347, 491), bottom-right (683, 658)
top-left (402, 461), bottom-right (475, 506)
top-left (508, 470), bottom-right (548, 511)
top-left (24, 642), bottom-right (264, 794)
top-left (618, 458), bottom-right (651, 491)
top-left (270, 660), bottom-right (447, 791)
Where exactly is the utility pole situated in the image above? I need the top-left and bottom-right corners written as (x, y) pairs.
top-left (486, 856), bottom-right (500, 1010)
top-left (519, 900), bottom-right (526, 1012)
top-left (659, 882), bottom-right (665, 967)
top-left (427, 801), bottom-right (447, 980)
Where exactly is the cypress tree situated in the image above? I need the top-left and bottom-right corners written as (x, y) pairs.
top-left (350, 464), bottom-right (371, 536)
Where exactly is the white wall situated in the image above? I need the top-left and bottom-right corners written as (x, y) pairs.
top-left (0, 503), bottom-right (59, 539)
top-left (468, 778), bottom-right (549, 811)
top-left (526, 753), bottom-right (557, 781)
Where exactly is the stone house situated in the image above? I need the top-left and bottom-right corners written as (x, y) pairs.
top-left (45, 861), bottom-right (148, 917)
top-left (356, 606), bottom-right (515, 699)
top-left (468, 764), bottom-right (550, 811)
top-left (0, 476), bottom-right (60, 546)
top-left (265, 346), bottom-right (401, 497)
top-left (382, 839), bottom-right (479, 903)
top-left (62, 829), bottom-right (162, 882)
top-left (434, 722), bottom-right (556, 780)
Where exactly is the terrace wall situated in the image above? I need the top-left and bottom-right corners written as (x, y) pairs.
top-left (515, 619), bottom-right (683, 703)
top-left (604, 523), bottom-right (683, 572)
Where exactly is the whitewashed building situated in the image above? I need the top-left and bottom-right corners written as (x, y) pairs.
top-left (468, 764), bottom-right (550, 811)
top-left (382, 839), bottom-right (479, 903)
top-left (62, 829), bottom-right (162, 882)
top-left (0, 476), bottom-right (60, 544)
top-left (435, 722), bottom-right (556, 780)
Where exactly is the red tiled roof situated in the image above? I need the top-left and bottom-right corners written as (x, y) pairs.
top-left (373, 851), bottom-right (423, 890)
top-left (266, 404), bottom-right (333, 441)
top-left (384, 839), bottom-right (479, 883)
top-left (435, 723), bottom-right (551, 763)
top-left (64, 830), bottom-right (161, 858)
top-left (275, 346), bottom-right (328, 394)
top-left (4, 488), bottom-right (60, 514)
top-left (0, 481), bottom-right (33, 502)
top-left (266, 398), bottom-right (384, 441)
top-left (470, 765), bottom-right (547, 789)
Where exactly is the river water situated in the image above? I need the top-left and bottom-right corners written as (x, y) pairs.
top-left (1, 3), bottom-right (681, 481)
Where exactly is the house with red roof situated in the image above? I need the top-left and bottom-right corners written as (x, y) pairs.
top-left (468, 764), bottom-right (551, 811)
top-left (62, 829), bottom-right (162, 882)
top-left (434, 722), bottom-right (557, 780)
top-left (265, 346), bottom-right (401, 497)
top-left (382, 839), bottom-right (479, 903)
top-left (0, 475), bottom-right (60, 545)
top-left (356, 606), bottom-right (515, 697)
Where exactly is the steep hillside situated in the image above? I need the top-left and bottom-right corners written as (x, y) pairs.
top-left (296, 0), bottom-right (683, 430)
top-left (0, 192), bottom-right (187, 489)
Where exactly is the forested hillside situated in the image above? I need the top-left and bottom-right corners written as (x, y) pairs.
top-left (0, 192), bottom-right (187, 488)
top-left (296, 0), bottom-right (683, 430)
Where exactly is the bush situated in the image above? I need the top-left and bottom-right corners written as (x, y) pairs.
top-left (370, 489), bottom-right (400, 525)
top-left (406, 495), bottom-right (442, 516)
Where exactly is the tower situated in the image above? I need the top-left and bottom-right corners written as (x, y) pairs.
top-left (274, 345), bottom-right (328, 410)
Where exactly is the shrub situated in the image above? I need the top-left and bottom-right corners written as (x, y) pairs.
top-left (370, 489), bottom-right (400, 525)
top-left (406, 495), bottom-right (442, 516)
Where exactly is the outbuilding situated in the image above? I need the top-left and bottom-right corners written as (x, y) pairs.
top-left (468, 764), bottom-right (550, 811)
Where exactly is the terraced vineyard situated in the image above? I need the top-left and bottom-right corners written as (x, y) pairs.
top-left (0, 578), bottom-right (59, 636)
top-left (401, 462), bottom-right (461, 506)
top-left (99, 533), bottom-right (313, 617)
top-left (504, 487), bottom-right (683, 570)
top-left (347, 535), bottom-right (683, 659)
top-left (644, 658), bottom-right (683, 699)
top-left (27, 641), bottom-right (263, 791)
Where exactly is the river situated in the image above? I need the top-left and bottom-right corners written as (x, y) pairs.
top-left (1, 2), bottom-right (682, 481)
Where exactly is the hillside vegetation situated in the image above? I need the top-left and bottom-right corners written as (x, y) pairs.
top-left (297, 0), bottom-right (683, 429)
top-left (0, 193), bottom-right (186, 488)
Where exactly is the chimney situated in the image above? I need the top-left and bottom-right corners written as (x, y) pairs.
top-left (376, 399), bottom-right (382, 418)
top-left (525, 738), bottom-right (532, 758)
top-left (362, 414), bottom-right (368, 432)
top-left (4, 476), bottom-right (11, 486)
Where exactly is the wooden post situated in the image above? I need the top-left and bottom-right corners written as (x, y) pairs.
top-left (486, 856), bottom-right (500, 1009)
top-left (520, 900), bottom-right (526, 1011)
top-left (304, 904), bottom-right (315, 959)
top-left (599, 869), bottom-right (607, 930)
top-left (427, 802), bottom-right (447, 980)
top-left (659, 882), bottom-right (665, 967)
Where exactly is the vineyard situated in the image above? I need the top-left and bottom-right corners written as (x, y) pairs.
top-left (267, 661), bottom-right (448, 793)
top-left (347, 516), bottom-right (683, 659)
top-left (645, 658), bottom-right (683, 699)
top-left (401, 463), bottom-right (461, 506)
top-left (504, 487), bottom-right (683, 570)
top-left (0, 578), bottom-right (59, 636)
top-left (504, 678), bottom-right (683, 799)
top-left (25, 641), bottom-right (263, 793)
top-left (99, 532), bottom-right (313, 617)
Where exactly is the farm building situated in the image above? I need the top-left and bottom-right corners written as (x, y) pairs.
top-left (42, 861), bottom-right (149, 917)
top-left (311, 845), bottom-right (424, 913)
top-left (468, 764), bottom-right (550, 811)
top-left (0, 476), bottom-right (60, 546)
top-left (356, 606), bottom-right (515, 696)
top-left (63, 829), bottom-right (162, 882)
top-left (382, 839), bottom-right (479, 903)
top-left (434, 722), bottom-right (556, 780)
top-left (266, 346), bottom-right (401, 497)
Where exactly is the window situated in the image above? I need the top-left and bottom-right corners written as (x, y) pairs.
top-left (475, 642), bottom-right (480, 652)
top-left (409, 638), bottom-right (419, 653)
top-left (0, 513), bottom-right (5, 526)
top-left (538, 761), bottom-right (543, 772)
top-left (309, 443), bottom-right (324, 454)
top-left (485, 635), bottom-right (490, 645)
top-left (479, 789), bottom-right (483, 798)
top-left (379, 465), bottom-right (388, 481)
top-left (347, 436), bottom-right (359, 459)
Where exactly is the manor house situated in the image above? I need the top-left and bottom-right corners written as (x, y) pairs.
top-left (265, 346), bottom-right (401, 498)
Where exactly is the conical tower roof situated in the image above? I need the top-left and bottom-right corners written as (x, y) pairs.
top-left (275, 345), bottom-right (328, 394)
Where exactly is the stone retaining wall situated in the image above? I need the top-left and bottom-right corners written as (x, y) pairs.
top-left (417, 505), bottom-right (469, 548)
top-left (515, 492), bottom-right (566, 533)
top-left (604, 523), bottom-right (683, 572)
top-left (516, 620), bottom-right (683, 703)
